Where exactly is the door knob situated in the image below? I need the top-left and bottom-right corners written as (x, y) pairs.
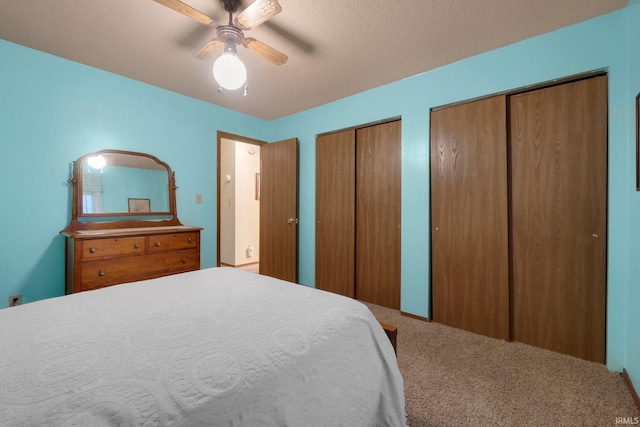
top-left (287, 218), bottom-right (298, 225)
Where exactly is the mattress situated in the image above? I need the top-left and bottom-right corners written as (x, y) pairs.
top-left (0, 267), bottom-right (406, 426)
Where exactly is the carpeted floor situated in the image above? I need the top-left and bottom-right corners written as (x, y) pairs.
top-left (364, 302), bottom-right (639, 427)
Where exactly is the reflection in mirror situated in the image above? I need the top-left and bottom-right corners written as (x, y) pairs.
top-left (81, 152), bottom-right (170, 215)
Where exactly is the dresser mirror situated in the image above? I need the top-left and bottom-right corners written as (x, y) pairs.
top-left (79, 150), bottom-right (172, 216)
top-left (65, 149), bottom-right (181, 231)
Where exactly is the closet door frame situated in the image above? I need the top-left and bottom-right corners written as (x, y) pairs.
top-left (429, 69), bottom-right (608, 362)
top-left (315, 117), bottom-right (402, 309)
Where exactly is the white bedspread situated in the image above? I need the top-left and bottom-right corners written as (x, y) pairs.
top-left (0, 267), bottom-right (406, 426)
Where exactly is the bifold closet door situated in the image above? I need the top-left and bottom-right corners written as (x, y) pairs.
top-left (315, 129), bottom-right (356, 297)
top-left (315, 121), bottom-right (401, 309)
top-left (430, 95), bottom-right (510, 340)
top-left (355, 121), bottom-right (401, 310)
top-left (510, 76), bottom-right (607, 363)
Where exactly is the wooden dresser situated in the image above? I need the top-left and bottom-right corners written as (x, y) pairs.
top-left (62, 226), bottom-right (201, 293)
top-left (62, 149), bottom-right (202, 294)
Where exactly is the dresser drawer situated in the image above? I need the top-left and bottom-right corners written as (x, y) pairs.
top-left (148, 232), bottom-right (199, 253)
top-left (79, 249), bottom-right (200, 291)
top-left (81, 236), bottom-right (145, 259)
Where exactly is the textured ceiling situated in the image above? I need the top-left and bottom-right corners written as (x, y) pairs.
top-left (0, 0), bottom-right (628, 120)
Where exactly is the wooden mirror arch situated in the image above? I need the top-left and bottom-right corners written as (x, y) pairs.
top-left (64, 149), bottom-right (182, 233)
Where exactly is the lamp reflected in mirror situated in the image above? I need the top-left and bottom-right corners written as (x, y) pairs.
top-left (87, 154), bottom-right (106, 170)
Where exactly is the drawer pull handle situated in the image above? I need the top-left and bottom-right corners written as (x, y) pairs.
top-left (182, 258), bottom-right (187, 264)
top-left (188, 238), bottom-right (193, 243)
top-left (134, 243), bottom-right (140, 249)
top-left (98, 270), bottom-right (105, 277)
top-left (155, 241), bottom-right (161, 247)
top-left (89, 247), bottom-right (97, 254)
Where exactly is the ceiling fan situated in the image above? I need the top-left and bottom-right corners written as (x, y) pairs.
top-left (153, 0), bottom-right (287, 91)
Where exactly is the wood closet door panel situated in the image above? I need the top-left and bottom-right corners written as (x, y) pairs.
top-left (510, 76), bottom-right (607, 363)
top-left (430, 95), bottom-right (510, 340)
top-left (355, 120), bottom-right (401, 309)
top-left (316, 130), bottom-right (356, 297)
top-left (259, 138), bottom-right (299, 283)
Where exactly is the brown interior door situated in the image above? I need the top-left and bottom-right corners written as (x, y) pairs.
top-left (355, 120), bottom-right (401, 310)
top-left (316, 129), bottom-right (356, 297)
top-left (510, 76), bottom-right (607, 363)
top-left (430, 95), bottom-right (510, 340)
top-left (259, 138), bottom-right (299, 282)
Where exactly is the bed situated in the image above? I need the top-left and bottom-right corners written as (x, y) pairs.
top-left (0, 267), bottom-right (407, 426)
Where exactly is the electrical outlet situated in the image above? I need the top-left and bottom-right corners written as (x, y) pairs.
top-left (196, 194), bottom-right (202, 204)
top-left (8, 295), bottom-right (22, 307)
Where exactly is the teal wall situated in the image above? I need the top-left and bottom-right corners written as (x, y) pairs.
top-left (268, 4), bottom-right (639, 380)
top-left (1, 2), bottom-right (638, 391)
top-left (0, 40), bottom-right (268, 306)
top-left (624, 0), bottom-right (640, 396)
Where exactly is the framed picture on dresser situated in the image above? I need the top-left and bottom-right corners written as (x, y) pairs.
top-left (128, 198), bottom-right (150, 213)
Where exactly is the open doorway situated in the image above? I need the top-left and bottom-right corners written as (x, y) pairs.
top-left (217, 131), bottom-right (265, 273)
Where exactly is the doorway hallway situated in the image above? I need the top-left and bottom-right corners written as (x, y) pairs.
top-left (217, 132), bottom-right (264, 273)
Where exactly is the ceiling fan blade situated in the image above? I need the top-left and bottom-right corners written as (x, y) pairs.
top-left (243, 38), bottom-right (288, 65)
top-left (234, 0), bottom-right (282, 30)
top-left (193, 38), bottom-right (223, 60)
top-left (153, 0), bottom-right (216, 26)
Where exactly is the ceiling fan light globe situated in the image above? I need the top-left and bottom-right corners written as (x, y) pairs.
top-left (213, 54), bottom-right (247, 91)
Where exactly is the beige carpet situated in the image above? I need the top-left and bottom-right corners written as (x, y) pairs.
top-left (234, 263), bottom-right (260, 274)
top-left (364, 302), bottom-right (639, 427)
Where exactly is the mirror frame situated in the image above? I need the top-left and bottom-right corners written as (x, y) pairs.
top-left (66, 150), bottom-right (181, 231)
